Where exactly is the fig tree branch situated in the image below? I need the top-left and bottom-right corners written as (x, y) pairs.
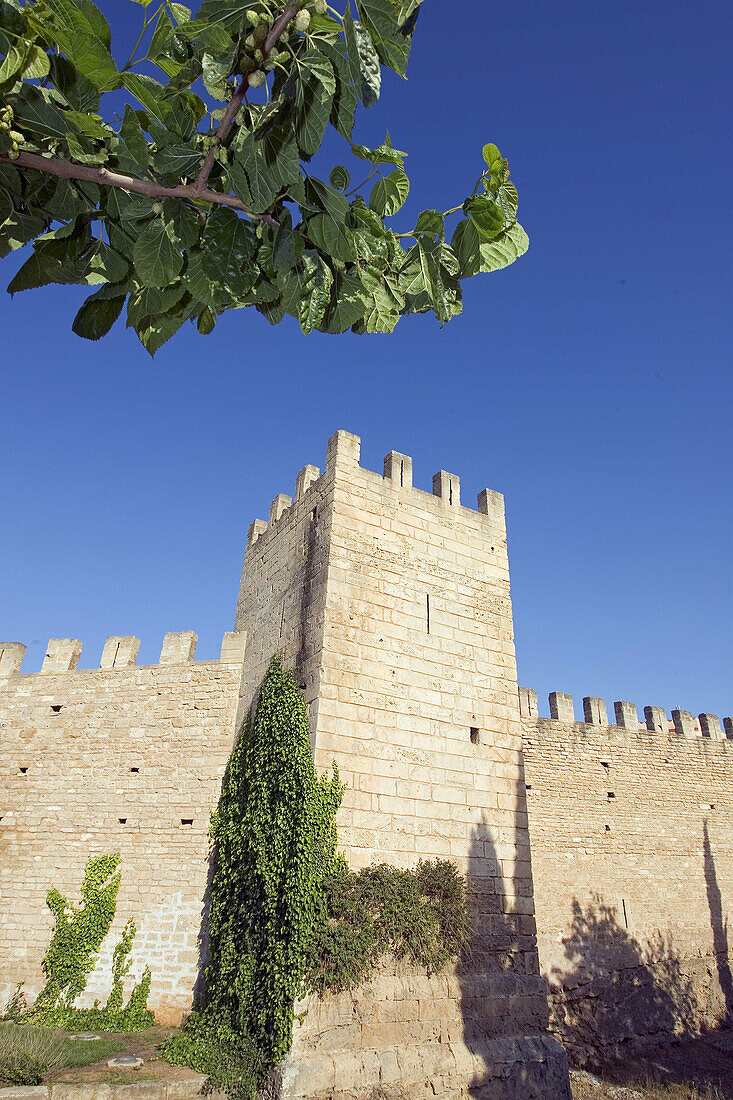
top-left (0, 150), bottom-right (281, 227)
top-left (193, 1), bottom-right (299, 194)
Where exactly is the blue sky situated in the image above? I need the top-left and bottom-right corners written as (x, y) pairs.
top-left (2, 0), bottom-right (731, 722)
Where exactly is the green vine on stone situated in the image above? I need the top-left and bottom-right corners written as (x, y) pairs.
top-left (165, 654), bottom-right (344, 1096)
top-left (29, 854), bottom-right (154, 1033)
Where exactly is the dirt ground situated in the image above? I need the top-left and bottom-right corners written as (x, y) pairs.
top-left (48, 1027), bottom-right (200, 1086)
top-left (570, 1028), bottom-right (733, 1099)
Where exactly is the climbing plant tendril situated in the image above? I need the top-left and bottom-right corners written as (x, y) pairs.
top-left (0, 0), bottom-right (527, 353)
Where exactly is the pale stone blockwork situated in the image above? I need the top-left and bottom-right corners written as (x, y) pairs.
top-left (22, 431), bottom-right (733, 1092)
top-left (522, 710), bottom-right (733, 1062)
top-left (0, 637), bottom-right (245, 1024)
top-left (235, 431), bottom-right (570, 1100)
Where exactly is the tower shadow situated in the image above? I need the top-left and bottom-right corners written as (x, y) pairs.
top-left (457, 768), bottom-right (571, 1099)
top-left (704, 819), bottom-right (733, 1023)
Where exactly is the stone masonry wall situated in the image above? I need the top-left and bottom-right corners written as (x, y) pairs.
top-left (0, 631), bottom-right (245, 1024)
top-left (520, 688), bottom-right (733, 1064)
top-left (235, 433), bottom-right (570, 1100)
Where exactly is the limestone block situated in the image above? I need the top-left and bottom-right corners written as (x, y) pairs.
top-left (614, 700), bottom-right (638, 728)
top-left (326, 429), bottom-right (361, 471)
top-left (246, 518), bottom-right (268, 550)
top-left (269, 494), bottom-right (292, 525)
top-left (477, 488), bottom-right (506, 524)
top-left (0, 642), bottom-right (26, 676)
top-left (519, 687), bottom-right (538, 718)
top-left (295, 465), bottom-right (320, 499)
top-left (699, 713), bottom-right (723, 739)
top-left (220, 631), bottom-right (247, 664)
top-left (549, 692), bottom-right (574, 722)
top-left (42, 638), bottom-right (82, 673)
top-left (433, 469), bottom-right (461, 507)
top-left (644, 705), bottom-right (667, 732)
top-left (672, 709), bottom-right (696, 738)
top-left (159, 632), bottom-right (197, 665)
top-left (383, 450), bottom-right (413, 489)
top-left (100, 636), bottom-right (139, 669)
top-left (582, 696), bottom-right (608, 725)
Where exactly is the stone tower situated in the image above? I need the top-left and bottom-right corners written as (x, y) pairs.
top-left (235, 431), bottom-right (570, 1099)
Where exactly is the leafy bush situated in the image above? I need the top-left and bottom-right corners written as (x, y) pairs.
top-left (305, 859), bottom-right (470, 995)
top-left (0, 1023), bottom-right (65, 1085)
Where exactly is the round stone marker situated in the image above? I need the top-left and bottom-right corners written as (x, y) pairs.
top-left (107, 1055), bottom-right (144, 1068)
top-left (70, 1033), bottom-right (102, 1041)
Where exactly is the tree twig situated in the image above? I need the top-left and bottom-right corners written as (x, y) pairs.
top-left (0, 151), bottom-right (281, 227)
top-left (193, 1), bottom-right (299, 194)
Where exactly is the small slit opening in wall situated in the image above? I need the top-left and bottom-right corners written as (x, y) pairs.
top-left (622, 899), bottom-right (629, 928)
top-left (604, 824), bottom-right (611, 832)
top-left (400, 460), bottom-right (405, 487)
top-left (525, 784), bottom-right (532, 791)
top-left (470, 727), bottom-right (480, 745)
top-left (118, 818), bottom-right (127, 825)
top-left (607, 791), bottom-right (615, 799)
top-left (426, 594), bottom-right (430, 634)
top-left (181, 818), bottom-right (194, 826)
top-left (19, 767), bottom-right (28, 775)
top-left (50, 704), bottom-right (63, 714)
top-left (448, 481), bottom-right (453, 505)
top-left (311, 508), bottom-right (317, 522)
top-left (130, 767), bottom-right (140, 774)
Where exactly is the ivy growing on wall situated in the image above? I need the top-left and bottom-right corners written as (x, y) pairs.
top-left (165, 654), bottom-right (344, 1095)
top-left (165, 654), bottom-right (470, 1100)
top-left (29, 853), bottom-right (154, 1032)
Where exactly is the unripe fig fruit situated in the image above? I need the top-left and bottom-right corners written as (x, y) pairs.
top-left (295, 9), bottom-right (311, 31)
top-left (247, 70), bottom-right (266, 87)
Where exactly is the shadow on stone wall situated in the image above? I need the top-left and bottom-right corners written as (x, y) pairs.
top-left (547, 895), bottom-right (698, 1067)
top-left (543, 823), bottom-right (733, 1090)
top-left (457, 776), bottom-right (572, 1099)
top-left (704, 819), bottom-right (733, 1024)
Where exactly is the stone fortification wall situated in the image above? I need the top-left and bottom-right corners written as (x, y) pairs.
top-left (236, 433), bottom-right (569, 1099)
top-left (520, 687), bottom-right (733, 1063)
top-left (0, 631), bottom-right (245, 1024)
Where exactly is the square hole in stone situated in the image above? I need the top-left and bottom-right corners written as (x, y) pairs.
top-left (50, 704), bottom-right (63, 714)
top-left (470, 727), bottom-right (480, 744)
top-left (118, 818), bottom-right (127, 824)
top-left (130, 767), bottom-right (140, 774)
top-left (19, 767), bottom-right (28, 775)
top-left (181, 818), bottom-right (194, 826)
top-left (607, 791), bottom-right (615, 799)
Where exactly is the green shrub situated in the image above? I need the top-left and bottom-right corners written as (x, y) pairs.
top-left (0, 1023), bottom-right (65, 1085)
top-left (305, 859), bottom-right (470, 995)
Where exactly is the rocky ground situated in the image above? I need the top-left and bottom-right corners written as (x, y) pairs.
top-left (569, 1028), bottom-right (733, 1100)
